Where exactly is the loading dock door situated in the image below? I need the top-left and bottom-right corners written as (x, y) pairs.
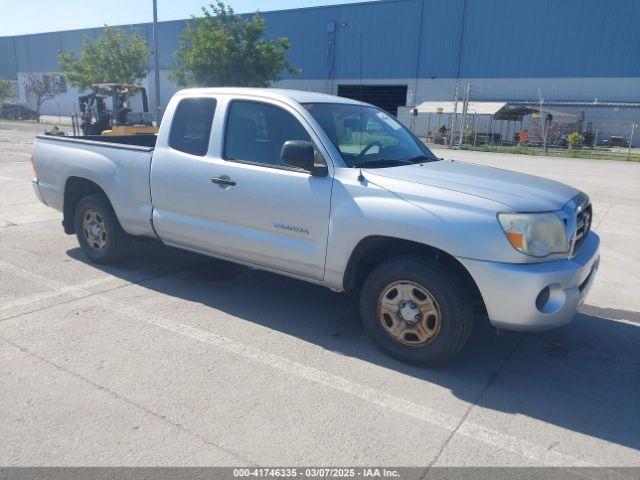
top-left (337, 85), bottom-right (407, 117)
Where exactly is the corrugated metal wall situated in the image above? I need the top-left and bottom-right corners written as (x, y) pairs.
top-left (1, 0), bottom-right (639, 94)
top-left (456, 0), bottom-right (640, 79)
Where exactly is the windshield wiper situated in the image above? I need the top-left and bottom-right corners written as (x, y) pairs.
top-left (350, 158), bottom-right (411, 168)
top-left (404, 154), bottom-right (438, 164)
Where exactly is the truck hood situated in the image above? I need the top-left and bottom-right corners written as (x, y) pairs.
top-left (364, 160), bottom-right (580, 212)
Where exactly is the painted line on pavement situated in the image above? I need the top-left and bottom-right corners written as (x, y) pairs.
top-left (0, 260), bottom-right (601, 468)
top-left (0, 275), bottom-right (119, 314)
top-left (580, 304), bottom-right (640, 325)
top-left (0, 175), bottom-right (25, 182)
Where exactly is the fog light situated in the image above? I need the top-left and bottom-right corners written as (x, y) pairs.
top-left (535, 284), bottom-right (566, 314)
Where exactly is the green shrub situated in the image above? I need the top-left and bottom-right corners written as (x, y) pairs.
top-left (567, 131), bottom-right (584, 150)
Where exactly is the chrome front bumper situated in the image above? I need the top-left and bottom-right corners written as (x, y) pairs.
top-left (459, 232), bottom-right (600, 332)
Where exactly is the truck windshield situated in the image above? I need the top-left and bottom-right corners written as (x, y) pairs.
top-left (302, 102), bottom-right (438, 168)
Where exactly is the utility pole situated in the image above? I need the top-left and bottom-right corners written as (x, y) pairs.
top-left (458, 83), bottom-right (471, 149)
top-left (152, 0), bottom-right (162, 124)
top-left (449, 81), bottom-right (459, 148)
top-left (538, 88), bottom-right (548, 155)
top-left (628, 121), bottom-right (637, 161)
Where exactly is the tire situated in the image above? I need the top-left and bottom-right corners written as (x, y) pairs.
top-left (74, 193), bottom-right (130, 264)
top-left (359, 255), bottom-right (474, 366)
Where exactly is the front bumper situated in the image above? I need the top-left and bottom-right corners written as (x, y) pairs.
top-left (458, 232), bottom-right (600, 331)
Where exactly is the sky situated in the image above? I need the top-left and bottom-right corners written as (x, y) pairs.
top-left (0, 0), bottom-right (369, 36)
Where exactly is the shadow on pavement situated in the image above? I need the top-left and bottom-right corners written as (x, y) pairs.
top-left (67, 242), bottom-right (640, 453)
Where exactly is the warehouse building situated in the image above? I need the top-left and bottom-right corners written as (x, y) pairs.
top-left (1, 0), bottom-right (639, 144)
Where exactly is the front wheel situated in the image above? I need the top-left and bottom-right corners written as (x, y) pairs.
top-left (359, 256), bottom-right (474, 366)
top-left (74, 193), bottom-right (130, 264)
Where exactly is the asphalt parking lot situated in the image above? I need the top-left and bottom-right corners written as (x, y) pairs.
top-left (1, 122), bottom-right (639, 468)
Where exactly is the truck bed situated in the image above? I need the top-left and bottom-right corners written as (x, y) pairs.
top-left (33, 133), bottom-right (157, 238)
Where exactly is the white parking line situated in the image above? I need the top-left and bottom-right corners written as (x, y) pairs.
top-left (1, 260), bottom-right (72, 289)
top-left (0, 175), bottom-right (24, 182)
top-left (0, 276), bottom-right (119, 313)
top-left (0, 260), bottom-right (601, 468)
top-left (93, 297), bottom-right (601, 468)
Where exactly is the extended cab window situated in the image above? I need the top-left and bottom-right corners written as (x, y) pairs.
top-left (225, 100), bottom-right (312, 167)
top-left (169, 97), bottom-right (216, 156)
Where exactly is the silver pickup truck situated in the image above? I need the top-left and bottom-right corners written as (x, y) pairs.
top-left (31, 88), bottom-right (600, 365)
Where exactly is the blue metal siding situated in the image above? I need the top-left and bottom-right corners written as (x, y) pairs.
top-left (1, 0), bottom-right (640, 83)
top-left (13, 36), bottom-right (30, 72)
top-left (418, 0), bottom-right (466, 79)
top-left (59, 29), bottom-right (91, 54)
top-left (332, 1), bottom-right (419, 79)
top-left (0, 37), bottom-right (17, 79)
top-left (154, 20), bottom-right (186, 68)
top-left (264, 0), bottom-right (421, 80)
top-left (263, 8), bottom-right (337, 79)
top-left (458, 0), bottom-right (640, 78)
top-left (24, 32), bottom-right (63, 71)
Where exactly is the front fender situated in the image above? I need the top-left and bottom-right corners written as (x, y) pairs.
top-left (323, 169), bottom-right (524, 290)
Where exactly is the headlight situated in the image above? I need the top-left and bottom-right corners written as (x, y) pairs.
top-left (498, 212), bottom-right (568, 257)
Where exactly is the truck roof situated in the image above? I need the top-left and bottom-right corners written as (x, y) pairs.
top-left (173, 87), bottom-right (365, 106)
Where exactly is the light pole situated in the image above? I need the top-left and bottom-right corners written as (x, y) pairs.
top-left (152, 0), bottom-right (162, 124)
top-left (628, 121), bottom-right (637, 161)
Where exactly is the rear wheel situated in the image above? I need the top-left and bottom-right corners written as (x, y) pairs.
top-left (74, 193), bottom-right (130, 264)
top-left (359, 255), bottom-right (474, 366)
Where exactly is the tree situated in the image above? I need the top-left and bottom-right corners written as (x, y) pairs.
top-left (24, 73), bottom-right (64, 117)
top-left (59, 25), bottom-right (150, 92)
top-left (0, 76), bottom-right (13, 104)
top-left (171, 1), bottom-right (298, 87)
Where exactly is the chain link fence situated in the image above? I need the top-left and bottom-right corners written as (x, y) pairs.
top-left (400, 83), bottom-right (640, 162)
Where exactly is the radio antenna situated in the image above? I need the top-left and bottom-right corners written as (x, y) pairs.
top-left (359, 31), bottom-right (364, 159)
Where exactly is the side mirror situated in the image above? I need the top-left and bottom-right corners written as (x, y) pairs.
top-left (281, 140), bottom-right (328, 176)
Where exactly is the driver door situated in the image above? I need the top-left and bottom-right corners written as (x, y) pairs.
top-left (152, 96), bottom-right (333, 281)
top-left (203, 98), bottom-right (334, 280)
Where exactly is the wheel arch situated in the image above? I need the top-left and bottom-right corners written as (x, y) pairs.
top-left (63, 177), bottom-right (111, 234)
top-left (343, 235), bottom-right (485, 311)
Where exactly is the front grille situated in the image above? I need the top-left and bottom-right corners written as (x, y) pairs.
top-left (573, 203), bottom-right (592, 254)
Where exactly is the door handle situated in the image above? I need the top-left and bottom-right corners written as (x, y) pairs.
top-left (211, 176), bottom-right (236, 187)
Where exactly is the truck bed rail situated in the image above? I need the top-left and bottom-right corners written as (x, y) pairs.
top-left (35, 134), bottom-right (156, 151)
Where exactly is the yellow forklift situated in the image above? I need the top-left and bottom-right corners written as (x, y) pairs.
top-left (78, 83), bottom-right (158, 136)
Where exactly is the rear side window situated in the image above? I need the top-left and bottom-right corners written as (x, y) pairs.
top-left (169, 98), bottom-right (216, 156)
top-left (224, 100), bottom-right (312, 167)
